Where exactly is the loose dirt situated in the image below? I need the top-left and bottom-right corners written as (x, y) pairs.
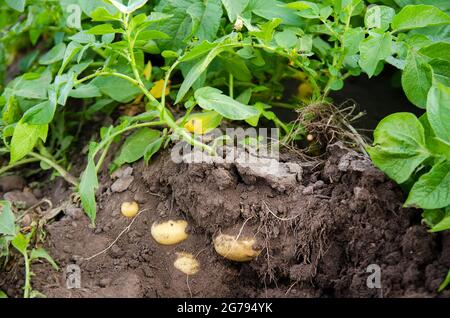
top-left (1, 143), bottom-right (449, 298)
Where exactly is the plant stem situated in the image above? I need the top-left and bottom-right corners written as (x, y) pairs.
top-left (29, 152), bottom-right (79, 187)
top-left (229, 73), bottom-right (234, 98)
top-left (92, 121), bottom-right (165, 160)
top-left (0, 158), bottom-right (40, 175)
top-left (121, 14), bottom-right (215, 155)
top-left (23, 252), bottom-right (31, 298)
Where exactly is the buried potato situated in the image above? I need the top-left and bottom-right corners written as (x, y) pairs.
top-left (213, 233), bottom-right (261, 262)
top-left (120, 201), bottom-right (139, 218)
top-left (151, 220), bottom-right (189, 245)
top-left (173, 252), bottom-right (200, 275)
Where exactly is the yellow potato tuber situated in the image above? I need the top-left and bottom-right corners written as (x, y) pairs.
top-left (213, 234), bottom-right (261, 262)
top-left (121, 201), bottom-right (139, 218)
top-left (173, 252), bottom-right (200, 275)
top-left (151, 220), bottom-right (188, 245)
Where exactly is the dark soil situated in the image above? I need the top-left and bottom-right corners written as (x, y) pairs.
top-left (1, 142), bottom-right (449, 298)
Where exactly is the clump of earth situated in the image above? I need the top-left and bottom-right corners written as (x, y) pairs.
top-left (1, 143), bottom-right (449, 298)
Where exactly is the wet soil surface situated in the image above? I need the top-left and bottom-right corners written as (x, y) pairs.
top-left (1, 142), bottom-right (449, 298)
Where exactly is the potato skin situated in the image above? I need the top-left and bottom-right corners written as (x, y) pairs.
top-left (174, 252), bottom-right (200, 275)
top-left (151, 220), bottom-right (188, 245)
top-left (213, 234), bottom-right (261, 262)
top-left (121, 201), bottom-right (139, 218)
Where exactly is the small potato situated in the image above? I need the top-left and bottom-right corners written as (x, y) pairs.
top-left (151, 220), bottom-right (188, 245)
top-left (174, 252), bottom-right (200, 275)
top-left (214, 234), bottom-right (261, 262)
top-left (121, 201), bottom-right (139, 218)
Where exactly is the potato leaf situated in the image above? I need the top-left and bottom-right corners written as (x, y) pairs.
top-left (359, 31), bottom-right (392, 77)
top-left (392, 5), bottom-right (450, 32)
top-left (11, 233), bottom-right (30, 256)
top-left (10, 122), bottom-right (48, 163)
top-left (39, 43), bottom-right (67, 65)
top-left (5, 0), bottom-right (25, 12)
top-left (364, 5), bottom-right (395, 31)
top-left (113, 128), bottom-right (161, 168)
top-left (22, 100), bottom-right (56, 125)
top-left (176, 46), bottom-right (226, 103)
top-left (0, 201), bottom-right (16, 237)
top-left (79, 153), bottom-right (98, 225)
top-left (427, 82), bottom-right (450, 143)
top-left (405, 161), bottom-right (450, 209)
top-left (194, 87), bottom-right (259, 120)
top-left (30, 248), bottom-right (59, 270)
top-left (401, 50), bottom-right (433, 108)
top-left (366, 113), bottom-right (431, 184)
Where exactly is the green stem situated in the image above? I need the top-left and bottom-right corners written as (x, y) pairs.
top-left (323, 7), bottom-right (354, 97)
top-left (92, 121), bottom-right (165, 160)
top-left (229, 73), bottom-right (234, 98)
top-left (95, 140), bottom-right (113, 173)
top-left (0, 158), bottom-right (40, 175)
top-left (29, 152), bottom-right (79, 187)
top-left (23, 253), bottom-right (31, 298)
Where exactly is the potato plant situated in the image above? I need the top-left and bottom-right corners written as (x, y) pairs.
top-left (0, 0), bottom-right (449, 293)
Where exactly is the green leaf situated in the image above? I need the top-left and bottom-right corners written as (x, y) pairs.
top-left (0, 290), bottom-right (7, 298)
top-left (60, 42), bottom-right (83, 74)
top-left (90, 7), bottom-right (121, 21)
top-left (144, 136), bottom-right (165, 163)
top-left (22, 101), bottom-right (56, 125)
top-left (9, 70), bottom-right (52, 100)
top-left (364, 5), bottom-right (395, 31)
top-left (176, 45), bottom-right (226, 103)
top-left (419, 114), bottom-right (450, 161)
top-left (247, 0), bottom-right (302, 26)
top-left (419, 42), bottom-right (450, 62)
top-left (92, 74), bottom-right (142, 103)
top-left (194, 87), bottom-right (259, 120)
top-left (0, 201), bottom-right (16, 237)
top-left (5, 0), bottom-right (25, 12)
top-left (113, 128), bottom-right (161, 168)
top-left (187, 0), bottom-right (223, 42)
top-left (79, 154), bottom-right (98, 225)
top-left (86, 24), bottom-right (121, 35)
top-left (275, 30), bottom-right (298, 49)
top-left (392, 5), bottom-right (450, 32)
top-left (401, 50), bottom-right (433, 108)
top-left (136, 30), bottom-right (170, 41)
top-left (359, 31), bottom-right (392, 77)
top-left (182, 41), bottom-right (220, 62)
top-left (427, 82), bottom-right (450, 143)
top-left (366, 113), bottom-right (431, 184)
top-left (438, 269), bottom-right (450, 292)
top-left (422, 209), bottom-right (445, 228)
top-left (250, 18), bottom-right (282, 44)
top-left (69, 32), bottom-right (96, 44)
top-left (429, 59), bottom-right (450, 87)
top-left (405, 161), bottom-right (450, 209)
top-left (342, 27), bottom-right (365, 55)
top-left (39, 43), bottom-right (66, 65)
top-left (221, 55), bottom-right (252, 82)
top-left (108, 0), bottom-right (148, 14)
top-left (432, 212), bottom-right (450, 232)
top-left (69, 84), bottom-right (102, 99)
top-left (11, 233), bottom-right (30, 255)
top-left (221, 0), bottom-right (249, 22)
top-left (30, 248), bottom-right (59, 270)
top-left (10, 122), bottom-right (48, 163)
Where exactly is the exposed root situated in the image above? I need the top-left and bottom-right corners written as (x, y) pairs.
top-left (283, 100), bottom-right (369, 156)
top-left (83, 208), bottom-right (149, 262)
